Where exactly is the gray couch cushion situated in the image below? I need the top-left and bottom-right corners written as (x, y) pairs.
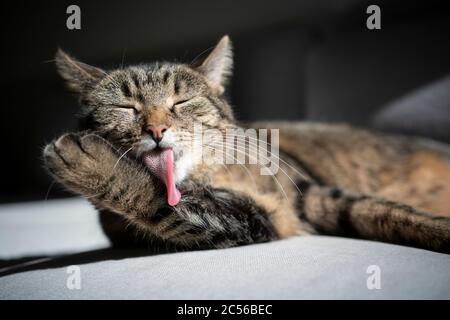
top-left (372, 74), bottom-right (450, 143)
top-left (0, 198), bottom-right (109, 259)
top-left (0, 198), bottom-right (449, 299)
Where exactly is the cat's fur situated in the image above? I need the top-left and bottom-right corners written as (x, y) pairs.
top-left (44, 36), bottom-right (450, 253)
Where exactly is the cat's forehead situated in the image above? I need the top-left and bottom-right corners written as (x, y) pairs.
top-left (94, 63), bottom-right (209, 104)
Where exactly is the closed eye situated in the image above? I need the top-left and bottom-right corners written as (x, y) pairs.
top-left (112, 104), bottom-right (139, 112)
top-left (174, 99), bottom-right (190, 106)
top-left (171, 97), bottom-right (200, 114)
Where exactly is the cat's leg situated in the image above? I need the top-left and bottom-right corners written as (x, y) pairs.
top-left (98, 209), bottom-right (147, 248)
top-left (298, 182), bottom-right (450, 253)
top-left (44, 133), bottom-right (278, 249)
top-left (98, 209), bottom-right (183, 251)
top-left (100, 186), bottom-right (279, 249)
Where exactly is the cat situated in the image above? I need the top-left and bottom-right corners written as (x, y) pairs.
top-left (44, 36), bottom-right (450, 253)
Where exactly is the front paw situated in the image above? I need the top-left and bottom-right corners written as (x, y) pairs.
top-left (44, 133), bottom-right (119, 196)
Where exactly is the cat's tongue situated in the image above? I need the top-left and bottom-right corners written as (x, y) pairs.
top-left (143, 149), bottom-right (181, 206)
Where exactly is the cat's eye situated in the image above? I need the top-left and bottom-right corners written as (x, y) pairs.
top-left (113, 104), bottom-right (139, 112)
top-left (174, 99), bottom-right (190, 106)
top-left (171, 99), bottom-right (191, 114)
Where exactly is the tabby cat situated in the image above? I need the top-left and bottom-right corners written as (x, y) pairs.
top-left (44, 36), bottom-right (450, 253)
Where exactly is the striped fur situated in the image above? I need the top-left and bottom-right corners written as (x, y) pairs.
top-left (44, 36), bottom-right (450, 253)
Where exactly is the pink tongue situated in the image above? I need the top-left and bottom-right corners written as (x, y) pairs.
top-left (143, 149), bottom-right (181, 206)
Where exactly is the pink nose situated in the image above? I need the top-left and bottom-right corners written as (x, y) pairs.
top-left (146, 124), bottom-right (168, 142)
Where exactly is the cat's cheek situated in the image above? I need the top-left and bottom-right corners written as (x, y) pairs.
top-left (174, 151), bottom-right (195, 184)
top-left (121, 108), bottom-right (137, 118)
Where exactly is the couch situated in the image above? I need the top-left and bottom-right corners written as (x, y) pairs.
top-left (1, 197), bottom-right (449, 299)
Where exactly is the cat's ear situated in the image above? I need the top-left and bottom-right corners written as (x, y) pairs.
top-left (197, 35), bottom-right (233, 95)
top-left (55, 49), bottom-right (106, 94)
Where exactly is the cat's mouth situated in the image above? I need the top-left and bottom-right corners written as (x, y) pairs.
top-left (142, 148), bottom-right (181, 206)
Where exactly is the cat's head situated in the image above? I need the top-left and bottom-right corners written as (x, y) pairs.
top-left (56, 36), bottom-right (235, 195)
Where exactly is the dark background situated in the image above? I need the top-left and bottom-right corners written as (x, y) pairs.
top-left (1, 0), bottom-right (450, 203)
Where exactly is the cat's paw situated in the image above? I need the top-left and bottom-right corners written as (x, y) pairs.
top-left (44, 133), bottom-right (119, 196)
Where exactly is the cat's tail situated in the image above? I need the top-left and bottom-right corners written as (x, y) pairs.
top-left (297, 181), bottom-right (450, 254)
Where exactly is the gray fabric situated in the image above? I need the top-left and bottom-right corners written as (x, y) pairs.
top-left (0, 198), bottom-right (109, 259)
top-left (372, 74), bottom-right (450, 143)
top-left (0, 199), bottom-right (449, 299)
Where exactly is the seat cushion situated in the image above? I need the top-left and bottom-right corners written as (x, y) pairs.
top-left (372, 74), bottom-right (450, 143)
top-left (0, 198), bottom-right (449, 299)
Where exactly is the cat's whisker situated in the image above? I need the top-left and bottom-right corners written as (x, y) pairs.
top-left (236, 134), bottom-right (308, 180)
top-left (203, 146), bottom-right (234, 181)
top-left (120, 47), bottom-right (127, 70)
top-left (207, 137), bottom-right (288, 194)
top-left (219, 142), bottom-right (289, 198)
top-left (176, 132), bottom-right (307, 181)
top-left (204, 144), bottom-right (259, 191)
top-left (85, 191), bottom-right (105, 200)
top-left (112, 146), bottom-right (134, 171)
top-left (173, 132), bottom-right (302, 196)
top-left (209, 142), bottom-right (288, 200)
top-left (221, 138), bottom-right (303, 194)
top-left (44, 181), bottom-right (56, 201)
top-left (214, 140), bottom-right (299, 197)
top-left (189, 45), bottom-right (216, 67)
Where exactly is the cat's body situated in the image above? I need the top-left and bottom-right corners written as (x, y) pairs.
top-left (44, 36), bottom-right (450, 253)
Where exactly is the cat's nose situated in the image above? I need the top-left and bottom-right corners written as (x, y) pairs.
top-left (146, 124), bottom-right (169, 143)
